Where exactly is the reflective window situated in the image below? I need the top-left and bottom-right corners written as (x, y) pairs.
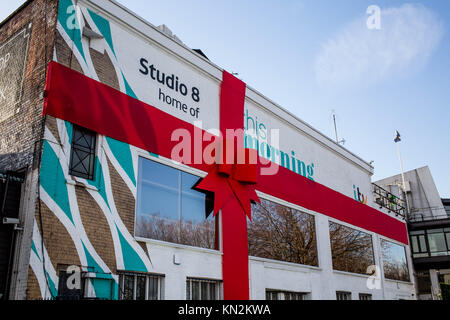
top-left (427, 229), bottom-right (450, 256)
top-left (380, 239), bottom-right (410, 282)
top-left (410, 230), bottom-right (429, 258)
top-left (135, 157), bottom-right (215, 249)
top-left (329, 222), bottom-right (375, 275)
top-left (248, 198), bottom-right (318, 267)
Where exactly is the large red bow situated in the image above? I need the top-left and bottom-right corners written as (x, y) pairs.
top-left (195, 140), bottom-right (260, 219)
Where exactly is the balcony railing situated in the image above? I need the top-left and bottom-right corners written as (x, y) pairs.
top-left (372, 183), bottom-right (406, 219)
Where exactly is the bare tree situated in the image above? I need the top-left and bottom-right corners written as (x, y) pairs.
top-left (136, 213), bottom-right (216, 250)
top-left (380, 239), bottom-right (410, 282)
top-left (329, 222), bottom-right (375, 275)
top-left (248, 199), bottom-right (318, 266)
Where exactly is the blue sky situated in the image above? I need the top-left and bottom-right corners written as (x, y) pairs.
top-left (2, 1), bottom-right (449, 197)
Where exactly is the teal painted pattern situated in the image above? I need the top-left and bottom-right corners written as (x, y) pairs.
top-left (106, 137), bottom-right (136, 186)
top-left (40, 140), bottom-right (75, 225)
top-left (31, 240), bottom-right (58, 299)
top-left (116, 225), bottom-right (147, 272)
top-left (87, 9), bottom-right (116, 57)
top-left (58, 0), bottom-right (86, 61)
top-left (87, 157), bottom-right (111, 211)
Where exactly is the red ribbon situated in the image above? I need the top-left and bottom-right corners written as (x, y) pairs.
top-left (195, 141), bottom-right (260, 220)
top-left (196, 71), bottom-right (255, 300)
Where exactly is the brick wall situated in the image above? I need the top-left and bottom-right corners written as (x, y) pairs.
top-left (0, 0), bottom-right (60, 300)
top-left (0, 0), bottom-right (58, 172)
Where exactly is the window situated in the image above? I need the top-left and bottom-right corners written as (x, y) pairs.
top-left (186, 278), bottom-right (221, 300)
top-left (410, 230), bottom-right (429, 258)
top-left (265, 290), bottom-right (308, 300)
top-left (135, 157), bottom-right (215, 249)
top-left (336, 291), bottom-right (351, 300)
top-left (329, 222), bottom-right (375, 275)
top-left (248, 198), bottom-right (318, 267)
top-left (118, 272), bottom-right (164, 300)
top-left (427, 229), bottom-right (450, 257)
top-left (69, 125), bottom-right (96, 180)
top-left (380, 239), bottom-right (410, 282)
top-left (359, 293), bottom-right (372, 300)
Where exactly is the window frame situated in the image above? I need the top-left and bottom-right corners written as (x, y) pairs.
top-left (328, 220), bottom-right (376, 276)
top-left (359, 293), bottom-right (372, 300)
top-left (69, 124), bottom-right (97, 180)
top-left (336, 291), bottom-right (352, 300)
top-left (117, 271), bottom-right (164, 300)
top-left (248, 193), bottom-right (319, 267)
top-left (186, 277), bottom-right (222, 300)
top-left (265, 289), bottom-right (309, 300)
top-left (134, 154), bottom-right (217, 251)
top-left (379, 237), bottom-right (411, 282)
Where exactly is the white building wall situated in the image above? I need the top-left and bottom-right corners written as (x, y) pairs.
top-left (137, 206), bottom-right (416, 300)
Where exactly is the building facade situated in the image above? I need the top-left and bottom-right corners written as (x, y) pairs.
top-left (0, 0), bottom-right (415, 300)
top-left (376, 166), bottom-right (450, 300)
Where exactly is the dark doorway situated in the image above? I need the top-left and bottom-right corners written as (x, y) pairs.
top-left (0, 171), bottom-right (24, 300)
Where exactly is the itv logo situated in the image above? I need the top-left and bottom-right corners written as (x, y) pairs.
top-left (353, 185), bottom-right (368, 205)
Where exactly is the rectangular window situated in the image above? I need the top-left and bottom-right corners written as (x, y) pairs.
top-left (118, 272), bottom-right (164, 300)
top-left (329, 222), bottom-right (375, 275)
top-left (135, 157), bottom-right (215, 249)
top-left (410, 230), bottom-right (429, 258)
top-left (69, 125), bottom-right (96, 180)
top-left (380, 239), bottom-right (410, 282)
top-left (427, 229), bottom-right (449, 256)
top-left (248, 198), bottom-right (318, 267)
top-left (186, 278), bottom-right (221, 300)
top-left (265, 290), bottom-right (308, 300)
top-left (359, 293), bottom-right (372, 300)
top-left (336, 291), bottom-right (352, 300)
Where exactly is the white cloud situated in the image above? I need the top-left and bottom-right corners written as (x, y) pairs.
top-left (315, 4), bottom-right (444, 89)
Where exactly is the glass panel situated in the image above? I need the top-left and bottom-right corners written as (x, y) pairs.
top-left (201, 282), bottom-right (208, 300)
top-left (446, 233), bottom-right (450, 251)
top-left (122, 275), bottom-right (134, 300)
top-left (266, 291), bottom-right (278, 300)
top-left (428, 228), bottom-right (444, 234)
top-left (148, 276), bottom-right (159, 300)
top-left (180, 172), bottom-right (215, 249)
top-left (427, 232), bottom-right (447, 254)
top-left (336, 292), bottom-right (351, 300)
top-left (419, 235), bottom-right (427, 253)
top-left (329, 222), bottom-right (375, 275)
top-left (248, 198), bottom-right (318, 266)
top-left (380, 239), bottom-right (410, 282)
top-left (135, 157), bottom-right (215, 249)
top-left (70, 126), bottom-right (96, 180)
top-left (192, 281), bottom-right (199, 300)
top-left (411, 236), bottom-right (419, 253)
top-left (209, 282), bottom-right (216, 300)
top-left (410, 230), bottom-right (425, 235)
top-left (186, 280), bottom-right (190, 300)
top-left (135, 276), bottom-right (146, 300)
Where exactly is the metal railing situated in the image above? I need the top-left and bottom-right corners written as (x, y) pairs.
top-left (407, 212), bottom-right (450, 223)
top-left (372, 183), bottom-right (406, 219)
